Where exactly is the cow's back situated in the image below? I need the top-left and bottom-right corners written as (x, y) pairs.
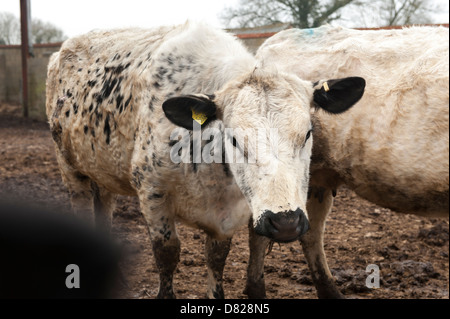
top-left (46, 25), bottom-right (179, 195)
top-left (258, 26), bottom-right (449, 216)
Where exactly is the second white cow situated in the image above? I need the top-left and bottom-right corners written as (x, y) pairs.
top-left (256, 25), bottom-right (449, 298)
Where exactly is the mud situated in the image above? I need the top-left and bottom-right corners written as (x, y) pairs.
top-left (1, 103), bottom-right (448, 299)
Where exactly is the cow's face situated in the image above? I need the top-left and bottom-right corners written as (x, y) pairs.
top-left (163, 69), bottom-right (365, 242)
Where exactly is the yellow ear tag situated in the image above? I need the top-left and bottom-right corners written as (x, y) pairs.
top-left (323, 81), bottom-right (330, 92)
top-left (192, 109), bottom-right (208, 125)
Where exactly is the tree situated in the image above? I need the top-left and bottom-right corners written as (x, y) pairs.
top-left (220, 0), bottom-right (446, 28)
top-left (0, 12), bottom-right (21, 45)
top-left (220, 0), bottom-right (360, 28)
top-left (377, 0), bottom-right (441, 25)
top-left (32, 18), bottom-right (67, 44)
top-left (0, 12), bottom-right (66, 45)
top-left (339, 0), bottom-right (443, 27)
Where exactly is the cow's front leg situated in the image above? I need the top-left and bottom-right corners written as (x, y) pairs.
top-left (300, 186), bottom-right (344, 299)
top-left (151, 232), bottom-right (180, 299)
top-left (140, 197), bottom-right (180, 299)
top-left (205, 235), bottom-right (231, 299)
top-left (244, 218), bottom-right (270, 299)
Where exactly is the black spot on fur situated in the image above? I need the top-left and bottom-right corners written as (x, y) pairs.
top-left (116, 95), bottom-right (124, 113)
top-left (104, 114), bottom-right (111, 145)
top-left (73, 103), bottom-right (78, 115)
top-left (131, 167), bottom-right (144, 190)
top-left (167, 73), bottom-right (176, 84)
top-left (149, 95), bottom-right (159, 112)
top-left (166, 54), bottom-right (174, 65)
top-left (155, 66), bottom-right (168, 81)
top-left (114, 77), bottom-right (123, 94)
top-left (65, 110), bottom-right (70, 117)
top-left (151, 153), bottom-right (163, 167)
top-left (106, 63), bottom-right (131, 76)
top-left (93, 92), bottom-right (103, 104)
top-left (100, 76), bottom-right (118, 101)
top-left (88, 80), bottom-right (96, 88)
top-left (124, 95), bottom-right (132, 111)
top-left (84, 125), bottom-right (88, 134)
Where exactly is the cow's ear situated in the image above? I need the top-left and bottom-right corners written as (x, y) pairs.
top-left (162, 94), bottom-right (218, 130)
top-left (313, 77), bottom-right (365, 114)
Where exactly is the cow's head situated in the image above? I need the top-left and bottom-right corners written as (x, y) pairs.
top-left (163, 68), bottom-right (365, 242)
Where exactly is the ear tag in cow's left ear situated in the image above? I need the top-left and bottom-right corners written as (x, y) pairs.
top-left (323, 81), bottom-right (330, 92)
top-left (192, 108), bottom-right (208, 125)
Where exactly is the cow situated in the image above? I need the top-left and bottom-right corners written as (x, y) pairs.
top-left (255, 25), bottom-right (449, 298)
top-left (46, 21), bottom-right (365, 299)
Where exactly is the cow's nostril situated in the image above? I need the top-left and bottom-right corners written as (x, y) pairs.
top-left (267, 216), bottom-right (278, 230)
top-left (255, 208), bottom-right (309, 243)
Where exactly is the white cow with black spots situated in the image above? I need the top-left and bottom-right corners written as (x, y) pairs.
top-left (257, 25), bottom-right (449, 298)
top-left (46, 22), bottom-right (365, 298)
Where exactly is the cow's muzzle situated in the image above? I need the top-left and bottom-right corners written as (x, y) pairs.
top-left (255, 208), bottom-right (309, 243)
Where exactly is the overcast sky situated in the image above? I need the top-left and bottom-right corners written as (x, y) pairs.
top-left (1, 0), bottom-right (239, 37)
top-left (1, 0), bottom-right (449, 38)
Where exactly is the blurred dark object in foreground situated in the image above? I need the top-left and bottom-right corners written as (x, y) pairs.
top-left (0, 201), bottom-right (122, 298)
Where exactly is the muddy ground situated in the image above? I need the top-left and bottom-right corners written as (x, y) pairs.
top-left (0, 103), bottom-right (448, 299)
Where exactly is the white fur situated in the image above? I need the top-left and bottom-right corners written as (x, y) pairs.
top-left (258, 25), bottom-right (449, 216)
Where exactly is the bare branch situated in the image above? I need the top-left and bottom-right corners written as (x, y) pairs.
top-left (218, 0), bottom-right (444, 29)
